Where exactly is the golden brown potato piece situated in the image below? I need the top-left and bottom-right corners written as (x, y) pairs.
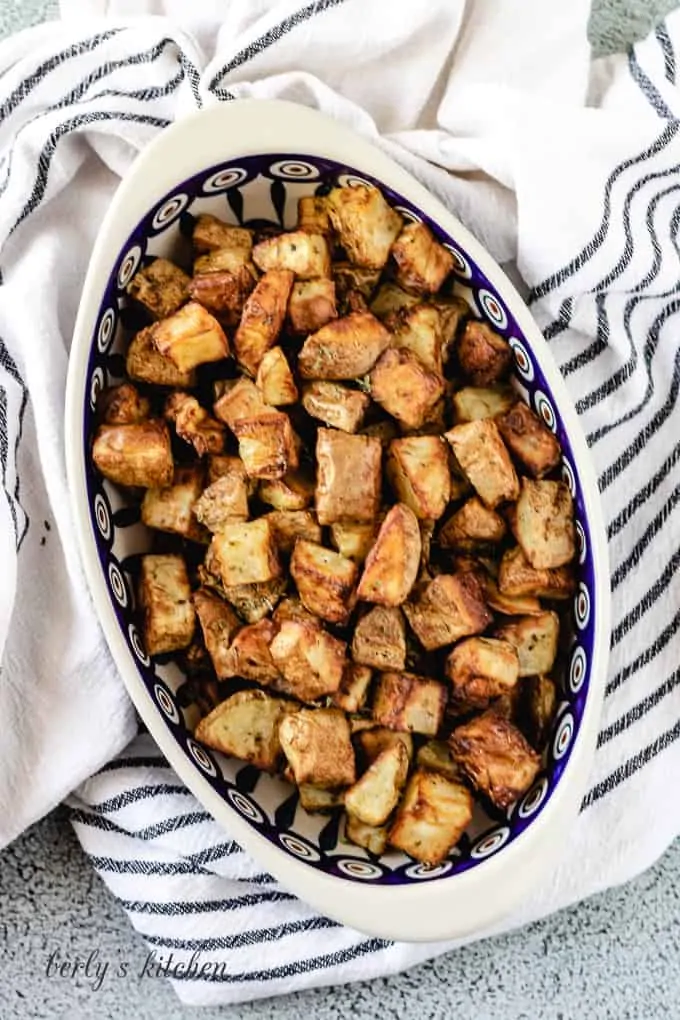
top-left (213, 377), bottom-right (269, 430)
top-left (92, 420), bottom-right (173, 489)
top-left (127, 257), bottom-right (190, 321)
top-left (449, 710), bottom-right (540, 810)
top-left (193, 248), bottom-right (254, 276)
top-left (220, 578), bottom-right (287, 624)
top-left (269, 618), bottom-right (346, 702)
top-left (330, 520), bottom-right (379, 564)
top-left (327, 184), bottom-right (402, 269)
top-left (345, 814), bottom-right (389, 855)
top-left (457, 320), bottom-right (512, 386)
top-left (352, 605), bottom-right (406, 671)
top-left (298, 784), bottom-right (345, 813)
top-left (372, 672), bottom-right (446, 736)
top-left (345, 742), bottom-right (409, 827)
top-left (370, 281), bottom-right (420, 320)
top-left (279, 708), bottom-right (355, 788)
top-left (164, 393), bottom-right (226, 457)
top-left (288, 278), bottom-right (337, 334)
top-left (315, 429), bottom-right (382, 525)
top-left (438, 496), bottom-right (506, 551)
top-left (498, 545), bottom-right (575, 600)
top-left (356, 727), bottom-right (413, 764)
top-left (298, 312), bottom-right (391, 380)
top-left (416, 740), bottom-right (461, 780)
top-left (333, 662), bottom-right (373, 714)
top-left (150, 301), bottom-right (229, 373)
top-left (432, 296), bottom-right (469, 359)
top-left (255, 346), bottom-right (298, 407)
top-left (370, 349), bottom-right (444, 430)
top-left (391, 221), bottom-right (454, 295)
top-left (192, 588), bottom-right (241, 678)
top-left (302, 381), bottom-right (370, 433)
top-left (514, 479), bottom-right (575, 570)
top-left (332, 263), bottom-right (381, 306)
top-left (446, 637), bottom-right (519, 711)
top-left (403, 572), bottom-right (491, 651)
top-left (193, 465), bottom-right (250, 532)
top-left (356, 504), bottom-right (421, 606)
top-left (494, 611), bottom-right (560, 677)
top-left (195, 690), bottom-right (292, 772)
top-left (192, 215), bottom-right (253, 256)
top-left (388, 304), bottom-right (444, 376)
top-left (221, 618), bottom-right (280, 684)
top-left (98, 383), bottom-right (150, 426)
top-left (231, 411), bottom-right (299, 480)
top-left (141, 465), bottom-right (205, 540)
top-left (483, 573), bottom-right (543, 616)
top-left (253, 231), bottom-right (331, 279)
top-left (272, 596), bottom-right (317, 626)
top-left (233, 269), bottom-right (294, 376)
top-left (188, 265), bottom-right (256, 327)
top-left (290, 539), bottom-right (358, 625)
top-left (386, 436), bottom-right (451, 520)
top-left (445, 419), bottom-right (519, 509)
top-left (451, 385), bottom-right (516, 423)
top-left (126, 326), bottom-right (196, 387)
top-left (523, 675), bottom-right (557, 748)
top-left (208, 453), bottom-right (254, 489)
top-left (139, 554), bottom-right (195, 656)
top-left (211, 518), bottom-right (281, 587)
top-left (297, 195), bottom-right (331, 236)
top-left (266, 509), bottom-right (322, 554)
top-left (259, 469), bottom-right (315, 511)
top-left (496, 402), bottom-right (561, 478)
top-left (388, 769), bottom-right (473, 865)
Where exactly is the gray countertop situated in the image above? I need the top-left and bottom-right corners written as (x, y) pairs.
top-left (1, 1), bottom-right (679, 1017)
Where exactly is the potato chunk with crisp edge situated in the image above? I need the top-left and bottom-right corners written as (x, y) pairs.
top-left (391, 221), bottom-right (454, 295)
top-left (92, 420), bottom-right (173, 489)
top-left (370, 348), bottom-right (444, 430)
top-left (139, 554), bottom-right (195, 656)
top-left (195, 690), bottom-right (294, 772)
top-left (253, 230), bottom-right (331, 279)
top-left (291, 539), bottom-right (358, 625)
top-left (514, 478), bottom-right (576, 570)
top-left (211, 518), bottom-right (281, 587)
top-left (449, 709), bottom-right (540, 810)
top-left (344, 742), bottom-right (409, 827)
top-left (386, 435), bottom-right (450, 520)
top-left (234, 269), bottom-right (294, 376)
top-left (404, 572), bottom-right (491, 651)
top-left (279, 708), bottom-right (355, 788)
top-left (352, 605), bottom-right (406, 672)
top-left (150, 301), bottom-right (229, 373)
top-left (372, 672), bottom-right (446, 736)
top-left (269, 619), bottom-right (346, 703)
top-left (327, 184), bottom-right (402, 269)
top-left (302, 381), bottom-right (370, 433)
top-left (389, 769), bottom-right (473, 865)
top-left (127, 257), bottom-right (190, 321)
top-left (445, 419), bottom-right (519, 509)
top-left (315, 429), bottom-right (382, 525)
top-left (298, 311), bottom-right (391, 380)
top-left (357, 504), bottom-right (421, 606)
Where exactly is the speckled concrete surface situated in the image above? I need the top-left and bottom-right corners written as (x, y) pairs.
top-left (1, 2), bottom-right (679, 1018)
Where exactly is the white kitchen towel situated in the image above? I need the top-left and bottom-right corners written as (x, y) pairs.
top-left (1, 0), bottom-right (680, 1005)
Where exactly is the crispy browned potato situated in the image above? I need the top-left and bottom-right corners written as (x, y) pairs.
top-left (195, 690), bottom-right (293, 772)
top-left (298, 785), bottom-right (345, 813)
top-left (192, 588), bottom-right (241, 678)
top-left (150, 301), bottom-right (229, 372)
top-left (126, 326), bottom-right (196, 387)
top-left (231, 411), bottom-right (299, 480)
top-left (360, 418), bottom-right (401, 447)
top-left (356, 727), bottom-right (413, 764)
top-left (514, 479), bottom-right (575, 570)
top-left (370, 281), bottom-right (420, 320)
top-left (457, 320), bottom-right (512, 386)
top-left (315, 429), bottom-right (382, 525)
top-left (332, 263), bottom-right (381, 305)
top-left (451, 385), bottom-right (516, 423)
top-left (327, 184), bottom-right (402, 268)
top-left (207, 454), bottom-right (253, 489)
top-left (370, 349), bottom-right (444, 430)
top-left (219, 578), bottom-right (287, 624)
top-left (98, 383), bottom-right (150, 426)
top-left (352, 605), bottom-right (406, 671)
top-left (496, 402), bottom-right (561, 478)
top-left (403, 572), bottom-right (491, 651)
top-left (432, 295), bottom-right (469, 359)
top-left (253, 230), bottom-right (331, 279)
top-left (290, 539), bottom-right (358, 625)
top-left (388, 304), bottom-right (444, 375)
top-left (302, 381), bottom-right (370, 433)
top-left (221, 618), bottom-right (280, 684)
top-left (188, 265), bottom-right (256, 327)
top-left (272, 597), bottom-right (317, 626)
top-left (192, 216), bottom-right (253, 256)
top-left (523, 675), bottom-right (557, 748)
top-left (142, 465), bottom-right (205, 540)
top-left (386, 436), bottom-right (451, 520)
top-left (127, 257), bottom-right (190, 321)
top-left (164, 393), bottom-right (226, 457)
top-left (345, 814), bottom-right (389, 855)
top-left (259, 469), bottom-right (315, 511)
top-left (213, 377), bottom-right (269, 431)
top-left (298, 312), bottom-right (391, 380)
top-left (388, 769), bottom-right (473, 865)
top-left (193, 465), bottom-right (250, 532)
top-left (270, 618), bottom-right (346, 702)
top-left (279, 708), bottom-right (355, 788)
top-left (92, 420), bottom-right (173, 488)
top-left (372, 672), bottom-right (446, 736)
top-left (333, 663), bottom-right (373, 714)
top-left (330, 520), bottom-right (379, 564)
top-left (345, 742), bottom-right (409, 826)
top-left (483, 573), bottom-right (543, 616)
top-left (415, 740), bottom-right (461, 780)
top-left (494, 611), bottom-right (560, 677)
top-left (210, 518), bottom-right (281, 587)
top-left (265, 510), bottom-right (322, 554)
top-left (445, 636), bottom-right (519, 710)
top-left (357, 504), bottom-right (421, 606)
top-left (139, 554), bottom-right (195, 656)
top-left (391, 221), bottom-right (454, 295)
top-left (193, 248), bottom-right (254, 276)
top-left (233, 269), bottom-right (294, 376)
top-left (449, 709), bottom-right (540, 809)
top-left (288, 278), bottom-right (337, 334)
top-left (255, 346), bottom-right (298, 407)
top-left (438, 496), bottom-right (506, 551)
top-left (297, 195), bottom-right (331, 236)
top-left (445, 419), bottom-right (519, 509)
top-left (498, 545), bottom-right (575, 600)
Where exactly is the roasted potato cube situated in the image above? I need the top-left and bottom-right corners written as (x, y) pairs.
top-left (302, 381), bottom-right (370, 433)
top-left (221, 618), bottom-right (280, 684)
top-left (255, 346), bottom-right (298, 406)
top-left (498, 545), bottom-right (575, 600)
top-left (388, 769), bottom-right (473, 865)
top-left (92, 420), bottom-right (173, 488)
top-left (372, 672), bottom-right (446, 736)
top-left (193, 466), bottom-right (249, 532)
top-left (386, 436), bottom-right (451, 520)
top-left (449, 710), bottom-right (540, 809)
top-left (370, 349), bottom-right (444, 430)
top-left (350, 715), bottom-right (379, 735)
top-left (188, 265), bottom-right (256, 326)
top-left (266, 510), bottom-right (322, 554)
top-left (356, 727), bottom-right (413, 765)
top-left (221, 578), bottom-right (286, 624)
top-left (388, 304), bottom-right (444, 375)
top-left (192, 588), bottom-right (241, 678)
top-left (345, 814), bottom-right (388, 855)
top-left (259, 470), bottom-right (315, 511)
top-left (139, 554), bottom-right (194, 655)
top-left (211, 518), bottom-right (281, 587)
top-left (98, 383), bottom-right (150, 425)
top-left (445, 420), bottom-right (519, 508)
top-left (496, 402), bottom-right (561, 478)
top-left (297, 195), bottom-right (331, 236)
top-left (298, 312), bottom-right (391, 380)
top-left (164, 392), bottom-right (226, 457)
top-left (416, 740), bottom-right (460, 780)
top-left (150, 301), bottom-right (229, 372)
top-left (234, 269), bottom-right (294, 376)
top-left (213, 377), bottom-right (269, 430)
top-left (290, 539), bottom-right (358, 625)
top-left (484, 573), bottom-right (543, 616)
top-left (327, 184), bottom-right (402, 269)
top-left (333, 662), bottom-right (373, 714)
top-left (330, 520), bottom-right (379, 564)
top-left (279, 708), bottom-right (355, 788)
top-left (360, 419), bottom-right (400, 447)
top-left (432, 296), bottom-right (469, 358)
top-left (357, 504), bottom-right (421, 606)
top-left (403, 572), bottom-right (491, 651)
top-left (391, 221), bottom-right (454, 295)
top-left (208, 453), bottom-right (254, 489)
top-left (272, 596), bottom-right (317, 626)
top-left (352, 605), bottom-right (406, 671)
top-left (126, 326), bottom-right (196, 387)
top-left (457, 320), bottom-right (512, 386)
top-left (142, 465), bottom-right (205, 539)
top-left (451, 385), bottom-right (516, 423)
top-left (195, 690), bottom-right (292, 772)
top-left (253, 230), bottom-right (331, 279)
top-left (193, 248), bottom-right (254, 276)
top-left (269, 619), bottom-right (346, 702)
top-left (438, 496), bottom-right (506, 550)
top-left (287, 278), bottom-right (337, 334)
top-left (345, 743), bottom-right (409, 827)
top-left (514, 479), bottom-right (575, 569)
top-left (494, 611), bottom-right (560, 677)
top-left (192, 215), bottom-right (253, 256)
top-left (127, 257), bottom-right (190, 320)
top-left (370, 281), bottom-right (420, 320)
top-left (232, 411), bottom-right (298, 480)
top-left (523, 675), bottom-right (557, 748)
top-left (446, 637), bottom-right (519, 710)
top-left (299, 785), bottom-right (345, 813)
top-left (332, 263), bottom-right (381, 305)
top-left (315, 429), bottom-right (382, 525)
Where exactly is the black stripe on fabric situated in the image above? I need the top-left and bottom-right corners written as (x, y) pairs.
top-left (121, 890), bottom-right (296, 915)
top-left (144, 916), bottom-right (339, 952)
top-left (655, 22), bottom-right (676, 84)
top-left (628, 49), bottom-right (675, 119)
top-left (70, 807), bottom-right (212, 841)
top-left (528, 120), bottom-right (680, 303)
top-left (185, 841), bottom-right (243, 866)
top-left (611, 481), bottom-right (680, 590)
top-left (560, 293), bottom-right (608, 377)
top-left (608, 432), bottom-right (680, 540)
top-left (89, 855), bottom-right (213, 877)
top-left (583, 718), bottom-right (680, 808)
top-left (0, 336), bottom-right (29, 549)
top-left (606, 602), bottom-right (680, 696)
top-left (89, 784), bottom-right (193, 815)
top-left (611, 541), bottom-right (680, 648)
top-left (598, 665), bottom-right (680, 747)
top-left (99, 755), bottom-right (170, 773)
top-left (0, 387), bottom-right (18, 545)
top-left (542, 297), bottom-right (574, 341)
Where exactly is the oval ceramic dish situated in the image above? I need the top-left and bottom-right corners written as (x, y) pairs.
top-left (65, 99), bottom-right (610, 941)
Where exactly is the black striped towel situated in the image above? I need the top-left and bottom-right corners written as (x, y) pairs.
top-left (2, 0), bottom-right (680, 1005)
